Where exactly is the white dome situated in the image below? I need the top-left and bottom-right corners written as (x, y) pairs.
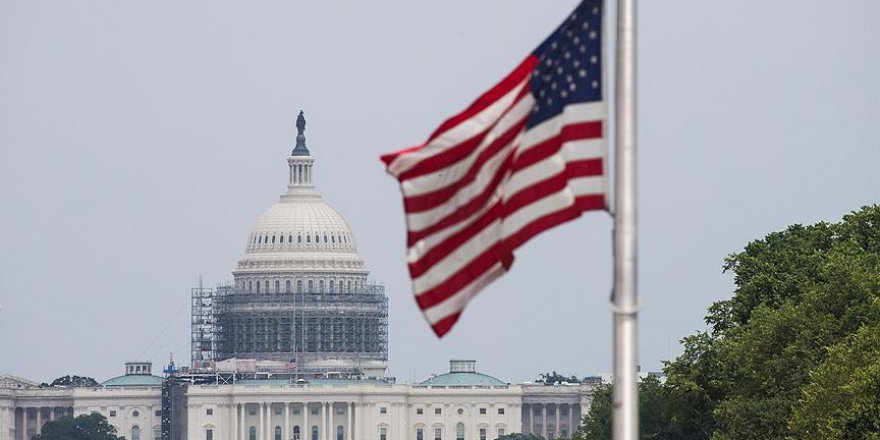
top-left (234, 153), bottom-right (367, 276)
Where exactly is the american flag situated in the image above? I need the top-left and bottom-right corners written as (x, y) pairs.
top-left (382, 0), bottom-right (607, 337)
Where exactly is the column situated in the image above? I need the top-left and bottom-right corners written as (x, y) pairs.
top-left (36, 407), bottom-right (42, 436)
top-left (303, 403), bottom-right (309, 440)
top-left (285, 403), bottom-right (290, 440)
top-left (240, 404), bottom-right (245, 440)
top-left (542, 404), bottom-right (547, 439)
top-left (321, 403), bottom-right (327, 440)
top-left (568, 404), bottom-right (574, 436)
top-left (347, 403), bottom-right (353, 440)
top-left (328, 403), bottom-right (333, 440)
top-left (233, 404), bottom-right (239, 440)
top-left (260, 403), bottom-right (266, 440)
top-left (555, 404), bottom-right (560, 439)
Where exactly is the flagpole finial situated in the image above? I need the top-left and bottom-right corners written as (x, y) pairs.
top-left (292, 110), bottom-right (310, 156)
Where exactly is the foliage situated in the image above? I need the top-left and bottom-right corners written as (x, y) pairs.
top-left (33, 412), bottom-right (125, 440)
top-left (43, 375), bottom-right (99, 388)
top-left (575, 375), bottom-right (683, 440)
top-left (537, 371), bottom-right (581, 385)
top-left (496, 434), bottom-right (545, 440)
top-left (662, 205), bottom-right (880, 440)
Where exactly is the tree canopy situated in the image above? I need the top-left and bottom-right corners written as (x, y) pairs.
top-left (41, 375), bottom-right (99, 388)
top-left (574, 205), bottom-right (880, 440)
top-left (536, 371), bottom-right (581, 385)
top-left (33, 412), bottom-right (125, 440)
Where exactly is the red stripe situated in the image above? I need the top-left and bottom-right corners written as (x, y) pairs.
top-left (403, 114), bottom-right (529, 213)
top-left (398, 85), bottom-right (532, 182)
top-left (411, 161), bottom-right (599, 309)
top-left (405, 122), bottom-right (603, 246)
top-left (512, 121), bottom-right (603, 172)
top-left (430, 311), bottom-right (462, 338)
top-left (381, 56), bottom-right (538, 174)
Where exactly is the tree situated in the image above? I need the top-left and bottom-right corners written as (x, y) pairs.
top-left (496, 434), bottom-right (545, 440)
top-left (574, 375), bottom-right (681, 440)
top-left (45, 375), bottom-right (99, 388)
top-left (536, 371), bottom-right (581, 385)
top-left (33, 412), bottom-right (125, 440)
top-left (663, 205), bottom-right (880, 440)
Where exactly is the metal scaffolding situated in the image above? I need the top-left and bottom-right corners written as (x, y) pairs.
top-left (191, 281), bottom-right (388, 377)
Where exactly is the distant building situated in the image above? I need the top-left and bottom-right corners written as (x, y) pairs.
top-left (0, 114), bottom-right (596, 440)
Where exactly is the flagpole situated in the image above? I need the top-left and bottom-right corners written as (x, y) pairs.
top-left (612, 0), bottom-right (638, 439)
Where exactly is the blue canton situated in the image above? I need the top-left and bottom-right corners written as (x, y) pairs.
top-left (528, 0), bottom-right (603, 128)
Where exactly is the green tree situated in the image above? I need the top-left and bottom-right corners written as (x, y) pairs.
top-left (495, 434), bottom-right (545, 440)
top-left (45, 375), bottom-right (99, 387)
top-left (537, 371), bottom-right (581, 385)
top-left (663, 205), bottom-right (880, 440)
top-left (33, 412), bottom-right (125, 440)
top-left (575, 375), bottom-right (680, 440)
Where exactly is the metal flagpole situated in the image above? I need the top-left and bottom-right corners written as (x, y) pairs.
top-left (612, 0), bottom-right (638, 439)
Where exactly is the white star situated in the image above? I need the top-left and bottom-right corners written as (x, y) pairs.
top-left (551, 42), bottom-right (558, 50)
top-left (592, 80), bottom-right (599, 89)
top-left (574, 36), bottom-right (580, 45)
top-left (566, 75), bottom-right (573, 83)
top-left (580, 45), bottom-right (587, 53)
top-left (579, 69), bottom-right (587, 78)
top-left (561, 90), bottom-right (568, 98)
top-left (547, 98), bottom-right (553, 105)
top-left (564, 52), bottom-right (571, 60)
top-left (590, 55), bottom-right (598, 64)
top-left (539, 89), bottom-right (546, 98)
top-left (566, 30), bottom-right (573, 38)
top-left (574, 60), bottom-right (581, 68)
top-left (545, 59), bottom-right (552, 67)
top-left (557, 67), bottom-right (564, 75)
top-left (551, 82), bottom-right (557, 90)
top-left (589, 31), bottom-right (597, 40)
top-left (533, 105), bottom-right (540, 113)
top-left (570, 13), bottom-right (577, 21)
top-left (582, 22), bottom-right (590, 30)
top-left (569, 83), bottom-right (577, 91)
top-left (593, 6), bottom-right (599, 15)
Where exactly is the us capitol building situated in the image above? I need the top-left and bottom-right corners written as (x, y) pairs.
top-left (0, 113), bottom-right (595, 440)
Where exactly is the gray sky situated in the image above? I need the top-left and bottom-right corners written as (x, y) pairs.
top-left (1, 0), bottom-right (878, 384)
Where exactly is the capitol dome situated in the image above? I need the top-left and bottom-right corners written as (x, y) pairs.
top-left (217, 111), bottom-right (387, 377)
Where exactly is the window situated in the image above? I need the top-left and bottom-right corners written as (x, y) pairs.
top-left (479, 428), bottom-right (487, 440)
top-left (336, 406), bottom-right (344, 415)
top-left (289, 234), bottom-right (293, 243)
top-left (206, 408), bottom-right (213, 416)
top-left (206, 429), bottom-right (214, 440)
top-left (435, 408), bottom-right (442, 415)
top-left (457, 408), bottom-right (464, 415)
top-left (275, 426), bottom-right (282, 440)
top-left (297, 280), bottom-right (303, 293)
top-left (311, 407), bottom-right (319, 415)
top-left (153, 427), bottom-right (161, 440)
top-left (133, 410), bottom-right (140, 417)
top-left (275, 280), bottom-right (280, 293)
top-left (132, 426), bottom-right (141, 440)
top-left (380, 427), bottom-right (387, 440)
top-left (286, 280), bottom-right (291, 293)
top-left (311, 426), bottom-right (318, 440)
top-left (319, 280), bottom-right (324, 293)
top-left (275, 406), bottom-right (282, 415)
top-left (416, 428), bottom-right (424, 440)
top-left (272, 235), bottom-right (276, 243)
top-left (293, 426), bottom-right (300, 440)
top-left (109, 410), bottom-right (116, 417)
top-left (434, 427), bottom-right (442, 440)
top-left (498, 408), bottom-right (505, 415)
top-left (298, 235), bottom-right (302, 243)
top-left (155, 410), bottom-right (161, 417)
top-left (347, 281), bottom-right (351, 292)
top-left (417, 408), bottom-right (424, 415)
top-left (324, 235), bottom-right (328, 243)
top-left (479, 408), bottom-right (487, 415)
top-left (329, 280), bottom-right (335, 293)
top-left (307, 235), bottom-right (311, 243)
top-left (336, 426), bottom-right (344, 440)
top-left (308, 280), bottom-right (314, 292)
top-left (249, 407), bottom-right (257, 416)
top-left (497, 428), bottom-right (505, 437)
top-left (456, 423), bottom-right (464, 440)
top-left (249, 427), bottom-right (257, 440)
top-left (256, 281), bottom-right (261, 293)
top-left (380, 407), bottom-right (387, 414)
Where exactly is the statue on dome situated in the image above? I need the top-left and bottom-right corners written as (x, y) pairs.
top-left (296, 110), bottom-right (306, 135)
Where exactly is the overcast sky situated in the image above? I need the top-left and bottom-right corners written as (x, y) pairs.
top-left (1, 0), bottom-right (878, 384)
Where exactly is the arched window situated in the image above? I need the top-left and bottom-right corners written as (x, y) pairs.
top-left (297, 280), bottom-right (303, 293)
top-left (249, 281), bottom-right (253, 292)
top-left (206, 428), bottom-right (214, 440)
top-left (331, 235), bottom-right (335, 244)
top-left (380, 427), bottom-right (387, 440)
top-left (131, 425), bottom-right (141, 440)
top-left (275, 426), bottom-right (282, 440)
top-left (286, 280), bottom-right (291, 293)
top-left (293, 426), bottom-right (301, 440)
top-left (298, 235), bottom-right (302, 243)
top-left (312, 426), bottom-right (319, 440)
top-left (249, 427), bottom-right (257, 440)
top-left (456, 423), bottom-right (465, 440)
top-left (308, 280), bottom-right (313, 292)
top-left (256, 282), bottom-right (261, 294)
top-left (280, 235), bottom-right (284, 243)
top-left (315, 234), bottom-right (319, 243)
top-left (319, 280), bottom-right (324, 293)
top-left (153, 427), bottom-right (161, 440)
top-left (329, 280), bottom-right (335, 293)
top-left (272, 235), bottom-right (276, 243)
top-left (347, 281), bottom-right (351, 292)
top-left (307, 235), bottom-right (311, 243)
top-left (275, 280), bottom-right (280, 293)
top-left (337, 426), bottom-right (344, 440)
top-left (324, 235), bottom-right (328, 243)
top-left (289, 234), bottom-right (293, 243)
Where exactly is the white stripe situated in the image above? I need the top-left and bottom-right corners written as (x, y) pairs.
top-left (401, 94), bottom-right (534, 198)
top-left (421, 262), bottom-right (506, 325)
top-left (386, 78), bottom-right (531, 177)
top-left (501, 189), bottom-right (575, 240)
top-left (403, 136), bottom-right (515, 233)
top-left (406, 197), bottom-right (500, 264)
top-left (570, 175), bottom-right (606, 196)
top-left (411, 219), bottom-right (502, 295)
top-left (519, 101), bottom-right (606, 152)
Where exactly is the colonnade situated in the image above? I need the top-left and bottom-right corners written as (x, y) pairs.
top-left (231, 401), bottom-right (357, 440)
top-left (521, 403), bottom-right (581, 440)
top-left (5, 406), bottom-right (73, 440)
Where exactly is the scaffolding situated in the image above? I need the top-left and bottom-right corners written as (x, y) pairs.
top-left (191, 281), bottom-right (388, 378)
